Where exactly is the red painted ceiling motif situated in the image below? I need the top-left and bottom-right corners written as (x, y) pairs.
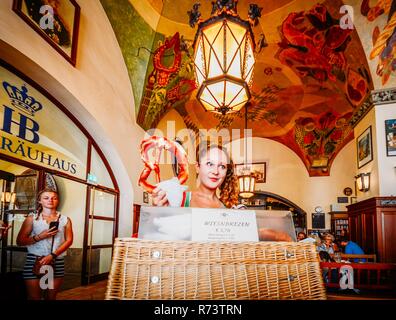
top-left (135, 1), bottom-right (373, 176)
top-left (361, 0), bottom-right (396, 85)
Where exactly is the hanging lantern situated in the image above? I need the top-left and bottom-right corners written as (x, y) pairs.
top-left (238, 169), bottom-right (256, 198)
top-left (191, 2), bottom-right (257, 115)
top-left (238, 102), bottom-right (256, 199)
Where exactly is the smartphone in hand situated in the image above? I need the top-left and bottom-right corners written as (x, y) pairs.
top-left (49, 221), bottom-right (59, 230)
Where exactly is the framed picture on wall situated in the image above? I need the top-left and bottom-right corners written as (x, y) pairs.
top-left (12, 0), bottom-right (80, 66)
top-left (143, 192), bottom-right (149, 204)
top-left (385, 119), bottom-right (396, 156)
top-left (311, 212), bottom-right (325, 229)
top-left (235, 162), bottom-right (266, 183)
top-left (357, 126), bottom-right (373, 168)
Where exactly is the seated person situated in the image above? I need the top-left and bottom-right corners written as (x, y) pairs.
top-left (339, 238), bottom-right (366, 262)
top-left (317, 233), bottom-right (338, 255)
top-left (319, 251), bottom-right (338, 285)
top-left (319, 251), bottom-right (335, 262)
top-left (297, 232), bottom-right (307, 241)
top-left (0, 220), bottom-right (11, 240)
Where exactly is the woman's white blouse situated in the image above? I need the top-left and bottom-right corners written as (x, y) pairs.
top-left (26, 212), bottom-right (68, 257)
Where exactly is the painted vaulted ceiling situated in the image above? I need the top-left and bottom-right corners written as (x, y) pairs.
top-left (101, 0), bottom-right (396, 176)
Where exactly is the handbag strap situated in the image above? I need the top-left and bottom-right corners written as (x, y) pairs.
top-left (50, 214), bottom-right (61, 254)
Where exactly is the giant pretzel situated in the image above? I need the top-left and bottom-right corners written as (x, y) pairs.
top-left (138, 136), bottom-right (189, 193)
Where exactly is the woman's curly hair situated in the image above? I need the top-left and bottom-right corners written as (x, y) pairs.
top-left (219, 159), bottom-right (239, 208)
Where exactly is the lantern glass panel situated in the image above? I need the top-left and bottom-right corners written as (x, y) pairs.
top-left (363, 175), bottom-right (370, 190)
top-left (227, 20), bottom-right (246, 45)
top-left (226, 31), bottom-right (240, 70)
top-left (244, 39), bottom-right (255, 79)
top-left (227, 83), bottom-right (248, 109)
top-left (225, 81), bottom-right (244, 106)
top-left (244, 176), bottom-right (250, 191)
top-left (245, 65), bottom-right (254, 84)
top-left (204, 21), bottom-right (223, 44)
top-left (194, 40), bottom-right (205, 85)
top-left (238, 176), bottom-right (244, 191)
top-left (250, 177), bottom-right (255, 192)
top-left (207, 48), bottom-right (223, 78)
top-left (200, 100), bottom-right (217, 112)
top-left (201, 87), bottom-right (219, 109)
top-left (227, 47), bottom-right (242, 78)
top-left (356, 177), bottom-right (363, 191)
top-left (207, 81), bottom-right (226, 106)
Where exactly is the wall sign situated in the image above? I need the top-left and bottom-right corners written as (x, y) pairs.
top-left (343, 187), bottom-right (353, 196)
top-left (0, 65), bottom-right (87, 178)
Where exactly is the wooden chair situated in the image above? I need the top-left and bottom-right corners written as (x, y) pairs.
top-left (320, 262), bottom-right (396, 291)
top-left (340, 254), bottom-right (377, 263)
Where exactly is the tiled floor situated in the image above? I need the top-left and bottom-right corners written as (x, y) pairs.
top-left (56, 280), bottom-right (396, 300)
top-left (57, 280), bottom-right (107, 300)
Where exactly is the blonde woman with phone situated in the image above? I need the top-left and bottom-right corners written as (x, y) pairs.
top-left (17, 188), bottom-right (73, 300)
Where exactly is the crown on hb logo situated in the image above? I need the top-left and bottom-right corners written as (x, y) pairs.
top-left (2, 81), bottom-right (43, 116)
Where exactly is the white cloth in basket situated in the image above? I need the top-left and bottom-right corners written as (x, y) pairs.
top-left (152, 213), bottom-right (191, 240)
top-left (156, 177), bottom-right (188, 207)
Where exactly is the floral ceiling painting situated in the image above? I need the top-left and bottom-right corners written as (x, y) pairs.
top-left (100, 0), bottom-right (396, 176)
top-left (361, 0), bottom-right (396, 86)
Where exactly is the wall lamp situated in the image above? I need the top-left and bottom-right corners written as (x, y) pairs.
top-left (355, 173), bottom-right (370, 192)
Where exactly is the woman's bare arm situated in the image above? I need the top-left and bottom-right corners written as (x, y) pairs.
top-left (16, 216), bottom-right (35, 246)
top-left (17, 215), bottom-right (59, 246)
top-left (53, 218), bottom-right (73, 256)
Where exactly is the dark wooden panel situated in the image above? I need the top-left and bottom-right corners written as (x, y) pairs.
top-left (363, 212), bottom-right (376, 254)
top-left (382, 211), bottom-right (396, 263)
top-left (347, 197), bottom-right (396, 263)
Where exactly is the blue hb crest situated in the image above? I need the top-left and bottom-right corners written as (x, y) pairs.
top-left (2, 81), bottom-right (43, 116)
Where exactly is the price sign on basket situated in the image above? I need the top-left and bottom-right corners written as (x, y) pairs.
top-left (191, 208), bottom-right (259, 242)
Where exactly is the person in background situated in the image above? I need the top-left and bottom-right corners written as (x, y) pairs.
top-left (17, 188), bottom-right (73, 300)
top-left (319, 251), bottom-right (335, 262)
top-left (340, 237), bottom-right (366, 262)
top-left (0, 219), bottom-right (11, 240)
top-left (340, 228), bottom-right (348, 238)
top-left (297, 232), bottom-right (307, 241)
top-left (319, 251), bottom-right (338, 285)
top-left (317, 233), bottom-right (338, 255)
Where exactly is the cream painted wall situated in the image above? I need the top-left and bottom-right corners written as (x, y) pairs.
top-left (227, 138), bottom-right (356, 230)
top-left (0, 0), bottom-right (146, 237)
top-left (375, 104), bottom-right (396, 196)
top-left (354, 108), bottom-right (380, 200)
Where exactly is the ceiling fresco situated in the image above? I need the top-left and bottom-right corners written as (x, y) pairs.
top-left (100, 0), bottom-right (396, 176)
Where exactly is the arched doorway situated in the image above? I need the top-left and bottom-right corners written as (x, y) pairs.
top-left (239, 191), bottom-right (307, 233)
top-left (0, 59), bottom-right (119, 296)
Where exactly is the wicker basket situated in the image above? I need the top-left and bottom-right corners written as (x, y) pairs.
top-left (106, 238), bottom-right (326, 300)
